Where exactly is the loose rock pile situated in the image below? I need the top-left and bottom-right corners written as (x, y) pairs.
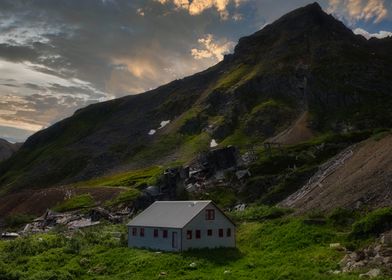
top-left (336, 231), bottom-right (392, 278)
top-left (21, 207), bottom-right (133, 235)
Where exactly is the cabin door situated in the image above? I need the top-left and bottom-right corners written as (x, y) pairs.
top-left (172, 232), bottom-right (178, 249)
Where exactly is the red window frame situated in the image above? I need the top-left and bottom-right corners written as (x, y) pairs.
top-left (227, 228), bottom-right (231, 237)
top-left (187, 230), bottom-right (192, 240)
top-left (132, 227), bottom-right (137, 236)
top-left (163, 230), bottom-right (168, 238)
top-left (207, 229), bottom-right (212, 236)
top-left (140, 228), bottom-right (145, 237)
top-left (196, 230), bottom-right (201, 239)
top-left (219, 228), bottom-right (223, 238)
top-left (205, 209), bottom-right (215, 220)
top-left (154, 229), bottom-right (158, 238)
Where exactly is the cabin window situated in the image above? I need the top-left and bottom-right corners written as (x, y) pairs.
top-left (140, 228), bottom-right (145, 237)
top-left (205, 209), bottom-right (215, 220)
top-left (207, 229), bottom-right (213, 236)
top-left (163, 230), bottom-right (168, 238)
top-left (219, 228), bottom-right (223, 237)
top-left (154, 229), bottom-right (158, 238)
top-left (227, 228), bottom-right (231, 237)
top-left (187, 230), bottom-right (192, 240)
top-left (196, 230), bottom-right (201, 239)
top-left (132, 227), bottom-right (137, 236)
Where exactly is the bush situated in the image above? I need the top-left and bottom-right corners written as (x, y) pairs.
top-left (3, 234), bottom-right (66, 257)
top-left (351, 207), bottom-right (392, 238)
top-left (327, 208), bottom-right (356, 227)
top-left (0, 261), bottom-right (21, 280)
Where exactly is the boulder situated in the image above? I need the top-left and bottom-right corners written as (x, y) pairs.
top-left (381, 231), bottom-right (392, 245)
top-left (359, 268), bottom-right (381, 279)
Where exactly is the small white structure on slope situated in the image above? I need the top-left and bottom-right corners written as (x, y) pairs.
top-left (127, 200), bottom-right (236, 252)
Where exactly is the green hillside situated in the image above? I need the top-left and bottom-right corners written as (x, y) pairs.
top-left (1, 3), bottom-right (392, 193)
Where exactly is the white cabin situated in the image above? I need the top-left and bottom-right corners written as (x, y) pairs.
top-left (127, 200), bottom-right (236, 252)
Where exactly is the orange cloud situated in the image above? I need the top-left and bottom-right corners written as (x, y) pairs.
top-left (156, 0), bottom-right (245, 19)
top-left (191, 34), bottom-right (234, 61)
top-left (328, 0), bottom-right (388, 23)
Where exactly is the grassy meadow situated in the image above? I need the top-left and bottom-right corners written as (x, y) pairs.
top-left (1, 207), bottom-right (391, 280)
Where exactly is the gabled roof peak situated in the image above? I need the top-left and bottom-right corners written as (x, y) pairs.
top-left (128, 200), bottom-right (214, 228)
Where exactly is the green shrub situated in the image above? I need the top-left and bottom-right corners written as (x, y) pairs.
top-left (351, 207), bottom-right (392, 238)
top-left (26, 270), bottom-right (73, 280)
top-left (327, 208), bottom-right (356, 227)
top-left (3, 234), bottom-right (66, 257)
top-left (0, 260), bottom-right (21, 280)
top-left (53, 194), bottom-right (95, 212)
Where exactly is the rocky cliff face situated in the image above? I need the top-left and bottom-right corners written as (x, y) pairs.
top-left (1, 2), bottom-right (391, 192)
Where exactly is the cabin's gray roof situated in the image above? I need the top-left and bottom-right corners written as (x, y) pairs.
top-left (127, 201), bottom-right (212, 228)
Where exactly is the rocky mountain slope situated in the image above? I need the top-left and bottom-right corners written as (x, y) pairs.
top-left (0, 139), bottom-right (20, 162)
top-left (0, 2), bottom-right (391, 213)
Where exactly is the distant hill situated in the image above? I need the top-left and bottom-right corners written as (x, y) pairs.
top-left (0, 3), bottom-right (391, 215)
top-left (0, 139), bottom-right (21, 162)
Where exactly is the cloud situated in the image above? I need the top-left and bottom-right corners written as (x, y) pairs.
top-left (155, 0), bottom-right (245, 19)
top-left (353, 27), bottom-right (392, 39)
top-left (0, 58), bottom-right (107, 134)
top-left (327, 0), bottom-right (389, 23)
top-left (191, 34), bottom-right (235, 61)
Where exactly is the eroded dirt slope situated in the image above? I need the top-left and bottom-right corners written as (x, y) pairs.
top-left (280, 134), bottom-right (392, 213)
top-left (0, 186), bottom-right (122, 217)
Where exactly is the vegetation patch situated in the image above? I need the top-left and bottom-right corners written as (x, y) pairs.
top-left (53, 194), bottom-right (95, 212)
top-left (230, 204), bottom-right (293, 222)
top-left (215, 63), bottom-right (252, 90)
top-left (351, 207), bottom-right (392, 239)
top-left (80, 166), bottom-right (163, 188)
top-left (327, 208), bottom-right (358, 228)
top-left (177, 133), bottom-right (211, 162)
top-left (243, 99), bottom-right (295, 138)
top-left (194, 186), bottom-right (238, 209)
top-left (105, 188), bottom-right (141, 207)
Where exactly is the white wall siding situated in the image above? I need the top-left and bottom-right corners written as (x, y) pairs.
top-left (128, 226), bottom-right (182, 252)
top-left (182, 203), bottom-right (235, 250)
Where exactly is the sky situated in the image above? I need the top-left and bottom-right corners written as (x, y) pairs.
top-left (0, 0), bottom-right (391, 143)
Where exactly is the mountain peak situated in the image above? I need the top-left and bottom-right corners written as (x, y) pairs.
top-left (273, 2), bottom-right (331, 26)
top-left (303, 2), bottom-right (323, 12)
top-left (233, 2), bottom-right (354, 59)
